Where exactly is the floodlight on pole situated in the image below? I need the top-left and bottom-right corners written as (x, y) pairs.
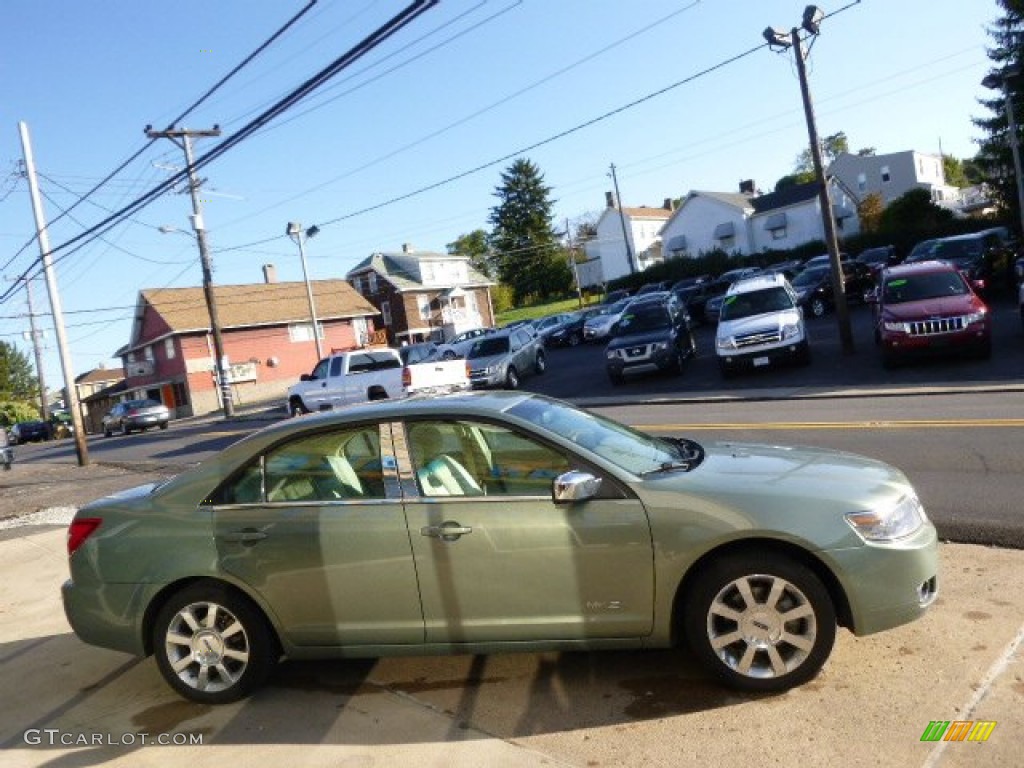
top-left (287, 221), bottom-right (324, 361)
top-left (763, 5), bottom-right (854, 354)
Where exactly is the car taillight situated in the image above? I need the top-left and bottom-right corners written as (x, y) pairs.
top-left (67, 518), bottom-right (102, 556)
top-left (401, 367), bottom-right (412, 387)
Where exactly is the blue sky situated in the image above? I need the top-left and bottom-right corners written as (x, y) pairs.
top-left (0, 0), bottom-right (999, 391)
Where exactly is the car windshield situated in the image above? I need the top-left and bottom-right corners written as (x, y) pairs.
top-left (592, 299), bottom-right (630, 317)
top-left (616, 305), bottom-right (670, 333)
top-left (883, 272), bottom-right (969, 303)
top-left (906, 240), bottom-right (939, 262)
top-left (720, 287), bottom-right (794, 321)
top-left (507, 397), bottom-right (690, 475)
top-left (468, 337), bottom-right (510, 358)
top-left (791, 267), bottom-right (829, 288)
top-left (931, 240), bottom-right (982, 264)
top-left (128, 399), bottom-right (160, 408)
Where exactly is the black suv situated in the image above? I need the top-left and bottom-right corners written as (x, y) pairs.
top-left (605, 294), bottom-right (696, 384)
top-left (925, 230), bottom-right (1016, 294)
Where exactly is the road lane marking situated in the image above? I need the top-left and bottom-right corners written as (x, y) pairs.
top-left (634, 418), bottom-right (1024, 431)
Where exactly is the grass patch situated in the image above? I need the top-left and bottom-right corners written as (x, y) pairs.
top-left (495, 295), bottom-right (601, 326)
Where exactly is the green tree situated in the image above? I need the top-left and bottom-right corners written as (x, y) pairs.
top-left (487, 158), bottom-right (571, 303)
top-left (974, 1), bottom-right (1024, 223)
top-left (0, 341), bottom-right (36, 402)
top-left (446, 229), bottom-right (492, 277)
top-left (942, 155), bottom-right (970, 187)
top-left (774, 172), bottom-right (815, 192)
top-left (878, 188), bottom-right (954, 234)
top-left (794, 131), bottom-right (850, 174)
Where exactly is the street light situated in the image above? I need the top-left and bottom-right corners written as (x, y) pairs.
top-left (763, 5), bottom-right (854, 354)
top-left (287, 222), bottom-right (324, 361)
top-left (981, 65), bottom-right (1024, 242)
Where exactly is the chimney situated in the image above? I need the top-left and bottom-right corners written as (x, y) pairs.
top-left (262, 263), bottom-right (277, 284)
top-left (663, 197), bottom-right (675, 211)
top-left (605, 191), bottom-right (617, 209)
top-left (402, 243), bottom-right (414, 254)
top-left (739, 179), bottom-right (756, 196)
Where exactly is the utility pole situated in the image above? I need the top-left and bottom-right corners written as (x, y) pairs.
top-left (565, 218), bottom-right (584, 308)
top-left (609, 163), bottom-right (636, 275)
top-left (18, 122), bottom-right (89, 465)
top-left (21, 277), bottom-right (50, 421)
top-left (146, 126), bottom-right (234, 418)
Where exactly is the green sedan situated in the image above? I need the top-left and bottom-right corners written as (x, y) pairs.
top-left (62, 392), bottom-right (938, 704)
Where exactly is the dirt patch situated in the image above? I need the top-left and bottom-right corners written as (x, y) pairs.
top-left (0, 461), bottom-right (176, 521)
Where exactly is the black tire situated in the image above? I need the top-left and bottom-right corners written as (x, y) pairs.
top-left (683, 552), bottom-right (836, 693)
top-left (153, 582), bottom-right (277, 704)
top-left (103, 426), bottom-right (112, 438)
top-left (608, 371), bottom-right (625, 385)
top-left (671, 348), bottom-right (685, 375)
top-left (123, 425), bottom-right (132, 435)
top-left (810, 297), bottom-right (827, 318)
top-left (568, 332), bottom-right (582, 347)
top-left (289, 398), bottom-right (309, 417)
top-left (159, 422), bottom-right (169, 430)
top-left (882, 351), bottom-right (899, 370)
top-left (535, 352), bottom-right (546, 375)
top-left (505, 366), bottom-right (520, 390)
top-left (719, 360), bottom-right (735, 379)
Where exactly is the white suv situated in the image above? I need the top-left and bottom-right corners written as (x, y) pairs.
top-left (715, 273), bottom-right (810, 377)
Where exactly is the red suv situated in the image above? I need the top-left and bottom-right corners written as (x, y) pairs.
top-left (873, 261), bottom-right (991, 368)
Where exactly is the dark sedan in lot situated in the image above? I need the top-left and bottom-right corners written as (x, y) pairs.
top-left (10, 420), bottom-right (51, 444)
top-left (790, 261), bottom-right (874, 318)
top-left (62, 391), bottom-right (938, 704)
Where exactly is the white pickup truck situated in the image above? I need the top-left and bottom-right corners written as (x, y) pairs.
top-left (286, 347), bottom-right (469, 416)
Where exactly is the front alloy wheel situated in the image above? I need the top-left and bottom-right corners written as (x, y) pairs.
top-left (684, 553), bottom-right (836, 692)
top-left (810, 297), bottom-right (826, 318)
top-left (154, 583), bottom-right (276, 704)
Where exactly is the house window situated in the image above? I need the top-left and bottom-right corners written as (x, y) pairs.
top-left (144, 345), bottom-right (155, 361)
top-left (164, 338), bottom-right (176, 359)
top-left (381, 300), bottom-right (392, 326)
top-left (288, 322), bottom-right (323, 342)
top-left (172, 382), bottom-right (189, 407)
top-left (368, 273), bottom-right (377, 293)
top-left (857, 173), bottom-right (866, 192)
top-left (772, 227), bottom-right (787, 240)
top-left (126, 351), bottom-right (135, 364)
top-left (881, 166), bottom-right (891, 183)
top-left (719, 235), bottom-right (735, 250)
top-left (417, 294), bottom-right (431, 321)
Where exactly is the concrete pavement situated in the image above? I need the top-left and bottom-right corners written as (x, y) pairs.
top-left (1, 514), bottom-right (1020, 767)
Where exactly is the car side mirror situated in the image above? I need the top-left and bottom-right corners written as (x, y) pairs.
top-left (300, 373), bottom-right (313, 382)
top-left (865, 288), bottom-right (879, 304)
top-left (552, 470), bottom-right (602, 504)
top-left (971, 278), bottom-right (986, 293)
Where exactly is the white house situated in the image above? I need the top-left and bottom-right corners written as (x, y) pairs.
top-left (660, 181), bottom-right (859, 258)
top-left (829, 150), bottom-right (959, 207)
top-left (579, 193), bottom-right (674, 286)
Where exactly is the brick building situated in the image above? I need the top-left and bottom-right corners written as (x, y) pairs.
top-left (114, 278), bottom-right (378, 416)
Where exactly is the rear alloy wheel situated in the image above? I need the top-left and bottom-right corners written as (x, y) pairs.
top-left (535, 352), bottom-right (546, 375)
top-left (505, 366), bottom-right (520, 390)
top-left (568, 332), bottom-right (582, 347)
top-left (153, 583), bottom-right (276, 704)
top-left (684, 553), bottom-right (836, 692)
top-left (810, 297), bottom-right (827, 318)
top-left (442, 350), bottom-right (457, 361)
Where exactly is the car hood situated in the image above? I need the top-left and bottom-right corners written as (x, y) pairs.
top-left (883, 295), bottom-right (981, 320)
top-left (717, 311), bottom-right (800, 338)
top-left (607, 328), bottom-right (673, 350)
top-left (636, 440), bottom-right (913, 541)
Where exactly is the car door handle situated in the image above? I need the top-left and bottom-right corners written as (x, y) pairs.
top-left (420, 522), bottom-right (473, 541)
top-left (222, 529), bottom-right (268, 543)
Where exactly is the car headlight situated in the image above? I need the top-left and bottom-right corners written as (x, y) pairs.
top-left (965, 309), bottom-right (987, 325)
top-left (846, 495), bottom-right (925, 541)
top-left (606, 350), bottom-right (619, 360)
top-left (653, 341), bottom-right (668, 351)
top-left (781, 323), bottom-right (800, 340)
top-left (716, 336), bottom-right (735, 350)
top-left (484, 365), bottom-right (499, 375)
top-left (883, 320), bottom-right (907, 333)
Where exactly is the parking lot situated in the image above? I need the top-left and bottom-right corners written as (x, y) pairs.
top-left (528, 295), bottom-right (1024, 402)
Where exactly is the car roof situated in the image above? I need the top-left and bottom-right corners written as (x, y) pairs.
top-left (882, 260), bottom-right (960, 278)
top-left (727, 273), bottom-right (787, 295)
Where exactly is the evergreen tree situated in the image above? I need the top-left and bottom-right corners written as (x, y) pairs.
top-left (974, 1), bottom-right (1024, 224)
top-left (487, 158), bottom-right (571, 303)
top-left (0, 341), bottom-right (37, 401)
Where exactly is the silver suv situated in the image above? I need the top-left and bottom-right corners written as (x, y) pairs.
top-left (466, 327), bottom-right (546, 389)
top-left (715, 273), bottom-right (810, 377)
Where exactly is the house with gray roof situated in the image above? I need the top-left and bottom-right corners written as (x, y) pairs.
top-left (346, 244), bottom-right (496, 344)
top-left (660, 181), bottom-right (858, 259)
